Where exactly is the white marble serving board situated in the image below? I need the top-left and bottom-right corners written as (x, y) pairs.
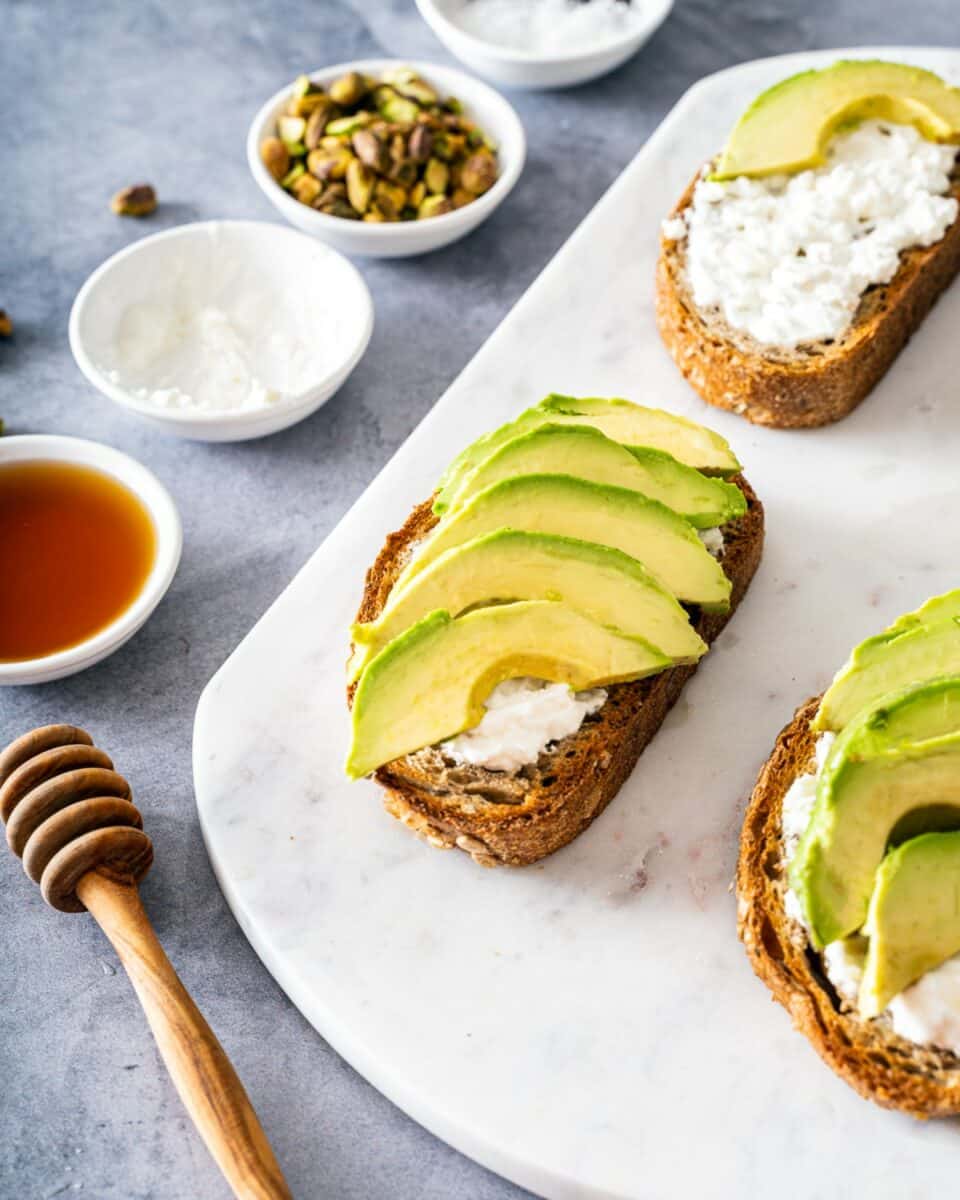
top-left (194, 47), bottom-right (960, 1200)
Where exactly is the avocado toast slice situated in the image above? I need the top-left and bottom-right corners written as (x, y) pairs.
top-left (737, 596), bottom-right (960, 1117)
top-left (350, 471), bottom-right (763, 867)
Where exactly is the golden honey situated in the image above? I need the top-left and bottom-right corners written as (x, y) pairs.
top-left (0, 461), bottom-right (157, 662)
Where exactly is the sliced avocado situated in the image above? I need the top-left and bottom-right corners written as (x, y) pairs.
top-left (439, 424), bottom-right (746, 527)
top-left (715, 60), bottom-right (960, 180)
top-left (815, 615), bottom-right (960, 733)
top-left (792, 677), bottom-right (960, 948)
top-left (885, 589), bottom-right (960, 636)
top-left (345, 601), bottom-right (672, 779)
top-left (859, 832), bottom-right (960, 1016)
top-left (349, 529), bottom-right (706, 683)
top-left (399, 474), bottom-right (731, 611)
top-left (434, 395), bottom-right (740, 512)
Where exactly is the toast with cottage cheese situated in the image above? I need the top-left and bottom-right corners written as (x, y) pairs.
top-left (737, 696), bottom-right (960, 1116)
top-left (349, 476), bottom-right (763, 868)
top-left (657, 106), bottom-right (960, 428)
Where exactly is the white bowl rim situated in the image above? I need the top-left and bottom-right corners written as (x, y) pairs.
top-left (0, 435), bottom-right (183, 681)
top-left (246, 57), bottom-right (526, 241)
top-left (68, 219), bottom-right (374, 426)
top-left (415, 0), bottom-right (673, 66)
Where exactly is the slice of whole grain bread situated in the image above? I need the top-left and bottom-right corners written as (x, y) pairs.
top-left (349, 476), bottom-right (763, 868)
top-left (736, 696), bottom-right (960, 1117)
top-left (656, 162), bottom-right (960, 429)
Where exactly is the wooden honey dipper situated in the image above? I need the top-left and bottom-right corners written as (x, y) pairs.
top-left (0, 724), bottom-right (293, 1200)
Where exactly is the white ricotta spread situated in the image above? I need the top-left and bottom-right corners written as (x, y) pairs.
top-left (441, 676), bottom-right (606, 772)
top-left (697, 526), bottom-right (724, 559)
top-left (781, 726), bottom-right (960, 1054)
top-left (670, 120), bottom-right (958, 348)
top-left (444, 0), bottom-right (650, 54)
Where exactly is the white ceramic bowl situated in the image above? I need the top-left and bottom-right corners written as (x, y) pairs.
top-left (69, 220), bottom-right (373, 442)
top-left (0, 436), bottom-right (182, 685)
top-left (415, 0), bottom-right (673, 90)
top-left (247, 59), bottom-right (525, 258)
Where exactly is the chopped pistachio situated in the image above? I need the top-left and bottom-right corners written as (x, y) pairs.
top-left (304, 102), bottom-right (336, 150)
top-left (307, 145), bottom-right (353, 181)
top-left (329, 71), bottom-right (369, 107)
top-left (292, 74), bottom-right (314, 98)
top-left (388, 159), bottom-right (418, 188)
top-left (374, 87), bottom-right (420, 125)
top-left (460, 151), bottom-right (497, 195)
top-left (278, 115), bottom-right (306, 144)
top-left (391, 76), bottom-right (437, 107)
top-left (280, 162), bottom-right (306, 189)
top-left (418, 194), bottom-right (453, 219)
top-left (346, 159), bottom-right (376, 213)
top-left (260, 137), bottom-right (291, 182)
top-left (444, 96), bottom-right (463, 114)
top-left (408, 124), bottom-right (433, 163)
top-left (291, 173), bottom-right (322, 205)
top-left (408, 180), bottom-right (426, 208)
top-left (433, 132), bottom-right (466, 162)
top-left (352, 129), bottom-right (389, 172)
top-left (325, 111), bottom-right (372, 136)
top-left (284, 141), bottom-right (306, 157)
top-left (424, 157), bottom-right (449, 195)
top-left (288, 90), bottom-right (329, 118)
top-left (0, 310), bottom-right (12, 338)
top-left (451, 187), bottom-right (474, 209)
top-left (363, 208), bottom-right (387, 223)
top-left (110, 183), bottom-right (157, 217)
top-left (321, 198), bottom-right (361, 220)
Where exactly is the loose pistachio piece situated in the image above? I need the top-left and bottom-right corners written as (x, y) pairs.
top-left (261, 138), bottom-right (291, 182)
top-left (0, 310), bottom-right (12, 338)
top-left (110, 183), bottom-right (158, 217)
top-left (460, 152), bottom-right (498, 196)
top-left (322, 198), bottom-right (361, 220)
top-left (424, 157), bottom-right (449, 195)
top-left (346, 159), bottom-right (376, 213)
top-left (418, 194), bottom-right (453, 219)
top-left (329, 71), bottom-right (369, 107)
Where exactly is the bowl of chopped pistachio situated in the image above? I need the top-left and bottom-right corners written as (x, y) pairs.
top-left (247, 59), bottom-right (525, 258)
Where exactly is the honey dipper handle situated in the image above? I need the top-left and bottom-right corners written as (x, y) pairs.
top-left (76, 871), bottom-right (293, 1200)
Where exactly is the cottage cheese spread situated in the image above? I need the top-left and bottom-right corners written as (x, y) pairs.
top-left (442, 676), bottom-right (606, 772)
top-left (698, 526), bottom-right (724, 558)
top-left (669, 120), bottom-right (958, 348)
top-left (781, 727), bottom-right (960, 1053)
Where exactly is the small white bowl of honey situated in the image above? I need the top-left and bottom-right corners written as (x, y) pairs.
top-left (0, 436), bottom-right (182, 685)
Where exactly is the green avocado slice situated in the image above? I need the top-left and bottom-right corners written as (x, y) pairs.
top-left (792, 677), bottom-right (960, 948)
top-left (885, 589), bottom-right (960, 635)
top-left (434, 395), bottom-right (740, 512)
top-left (398, 474), bottom-right (731, 611)
top-left (345, 601), bottom-right (672, 779)
top-left (859, 831), bottom-right (960, 1016)
top-left (438, 424), bottom-right (746, 527)
top-left (715, 60), bottom-right (960, 180)
top-left (815, 614), bottom-right (960, 733)
top-left (348, 529), bottom-right (706, 683)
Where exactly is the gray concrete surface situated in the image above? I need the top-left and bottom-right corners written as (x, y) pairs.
top-left (2, 3), bottom-right (957, 1197)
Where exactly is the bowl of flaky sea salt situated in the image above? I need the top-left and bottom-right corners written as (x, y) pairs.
top-left (69, 220), bottom-right (374, 441)
top-left (416, 0), bottom-right (673, 89)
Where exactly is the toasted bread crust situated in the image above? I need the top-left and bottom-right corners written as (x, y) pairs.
top-left (656, 167), bottom-right (960, 429)
top-left (736, 697), bottom-right (960, 1117)
top-left (350, 478), bottom-right (763, 867)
